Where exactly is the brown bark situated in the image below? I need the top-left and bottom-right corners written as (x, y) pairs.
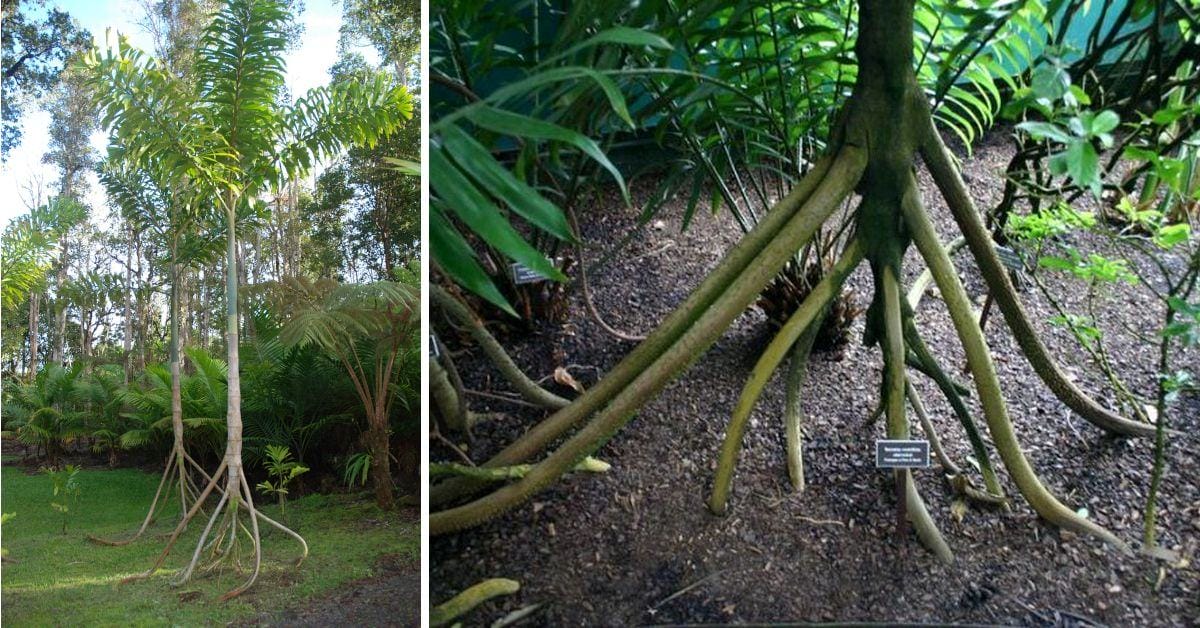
top-left (368, 421), bottom-right (395, 510)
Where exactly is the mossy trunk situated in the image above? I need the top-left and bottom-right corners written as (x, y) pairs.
top-left (369, 417), bottom-right (395, 510)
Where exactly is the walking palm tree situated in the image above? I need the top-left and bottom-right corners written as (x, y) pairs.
top-left (87, 163), bottom-right (223, 545)
top-left (81, 0), bottom-right (412, 597)
top-left (429, 0), bottom-right (1155, 563)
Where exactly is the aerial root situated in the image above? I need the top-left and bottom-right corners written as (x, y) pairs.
top-left (905, 378), bottom-right (959, 476)
top-left (901, 310), bottom-right (1004, 499)
top-left (88, 444), bottom-right (216, 546)
top-left (905, 472), bottom-right (954, 564)
top-left (568, 204), bottom-right (649, 343)
top-left (216, 472), bottom-right (264, 601)
top-left (431, 154), bottom-right (843, 510)
top-left (176, 485), bottom-right (230, 585)
top-left (430, 145), bottom-right (867, 535)
top-left (884, 263), bottom-right (953, 563)
top-left (920, 125), bottom-right (1153, 438)
top-left (784, 317), bottom-right (823, 493)
top-left (902, 177), bottom-right (1129, 553)
top-left (709, 238), bottom-right (864, 515)
top-left (432, 284), bottom-right (570, 410)
top-left (121, 459), bottom-right (229, 585)
top-left (905, 236), bottom-right (965, 311)
top-left (905, 349), bottom-right (971, 397)
top-left (431, 349), bottom-right (475, 434)
top-left (118, 457), bottom-right (307, 598)
top-left (907, 379), bottom-right (1005, 509)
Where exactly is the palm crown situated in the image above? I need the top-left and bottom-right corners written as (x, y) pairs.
top-left (81, 0), bottom-right (413, 206)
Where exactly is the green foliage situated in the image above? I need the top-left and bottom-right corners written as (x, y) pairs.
top-left (43, 464), bottom-right (82, 534)
top-left (0, 196), bottom-right (88, 312)
top-left (430, 0), bottom-right (1058, 313)
top-left (341, 452), bottom-right (371, 488)
top-left (1006, 200), bottom-right (1095, 241)
top-left (2, 363), bottom-right (87, 460)
top-left (1163, 296), bottom-right (1200, 350)
top-left (0, 215), bottom-right (55, 312)
top-left (82, 0), bottom-right (414, 234)
top-left (72, 364), bottom-right (128, 462)
top-left (1, 0), bottom-right (92, 153)
top-left (1037, 250), bottom-right (1137, 284)
top-left (1013, 54), bottom-right (1121, 198)
top-left (431, 7), bottom-right (671, 313)
top-left (339, 0), bottom-right (420, 80)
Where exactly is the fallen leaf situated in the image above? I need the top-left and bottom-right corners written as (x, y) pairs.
top-left (951, 498), bottom-right (968, 523)
top-left (554, 366), bottom-right (585, 393)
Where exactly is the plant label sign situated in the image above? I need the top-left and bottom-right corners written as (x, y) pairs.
top-left (510, 262), bottom-right (548, 285)
top-left (430, 334), bottom-right (441, 359)
top-left (875, 439), bottom-right (930, 469)
top-left (993, 245), bottom-right (1025, 273)
top-left (510, 257), bottom-right (563, 285)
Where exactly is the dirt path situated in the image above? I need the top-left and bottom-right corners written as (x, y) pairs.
top-left (253, 553), bottom-right (421, 627)
top-left (432, 131), bottom-right (1200, 626)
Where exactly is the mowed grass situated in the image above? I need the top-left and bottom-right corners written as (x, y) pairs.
top-left (1, 460), bottom-right (418, 626)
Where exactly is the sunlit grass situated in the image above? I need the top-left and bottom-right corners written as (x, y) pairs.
top-left (1, 461), bottom-right (418, 626)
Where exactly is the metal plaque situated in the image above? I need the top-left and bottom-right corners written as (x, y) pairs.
top-left (876, 439), bottom-right (931, 469)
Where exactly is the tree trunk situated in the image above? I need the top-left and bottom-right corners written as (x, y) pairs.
top-left (124, 226), bottom-right (133, 382)
top-left (27, 291), bottom-right (40, 380)
top-left (179, 269), bottom-right (190, 351)
top-left (52, 237), bottom-right (69, 366)
top-left (200, 269), bottom-right (210, 351)
top-left (81, 311), bottom-right (92, 360)
top-left (170, 259), bottom-right (185, 463)
top-left (224, 199), bottom-right (245, 495)
top-left (135, 233), bottom-right (145, 372)
top-left (368, 417), bottom-right (395, 510)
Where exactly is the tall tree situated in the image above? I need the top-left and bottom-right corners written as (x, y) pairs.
top-left (82, 0), bottom-right (412, 597)
top-left (10, 197), bottom-right (85, 379)
top-left (338, 0), bottom-right (419, 83)
top-left (1, 0), bottom-right (91, 154)
top-left (330, 54), bottom-right (420, 279)
top-left (43, 63), bottom-right (97, 367)
top-left (89, 163), bottom-right (221, 546)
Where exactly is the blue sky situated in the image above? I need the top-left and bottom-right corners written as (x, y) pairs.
top-left (0, 0), bottom-right (370, 225)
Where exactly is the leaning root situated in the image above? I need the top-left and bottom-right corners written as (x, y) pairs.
top-left (87, 443), bottom-right (212, 546)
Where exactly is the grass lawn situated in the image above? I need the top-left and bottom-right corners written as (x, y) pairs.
top-left (1, 459), bottom-right (418, 626)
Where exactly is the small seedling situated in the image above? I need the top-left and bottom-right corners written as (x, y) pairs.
top-left (45, 465), bottom-right (82, 534)
top-left (256, 445), bottom-right (308, 519)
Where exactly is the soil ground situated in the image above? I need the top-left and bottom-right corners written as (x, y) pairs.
top-left (256, 541), bottom-right (421, 626)
top-left (432, 130), bottom-right (1200, 626)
